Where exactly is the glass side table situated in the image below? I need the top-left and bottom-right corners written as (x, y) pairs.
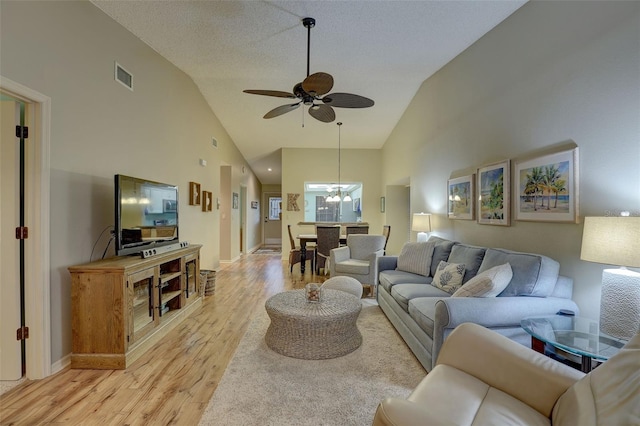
top-left (521, 315), bottom-right (627, 373)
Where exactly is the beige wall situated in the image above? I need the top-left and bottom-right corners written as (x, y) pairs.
top-left (282, 147), bottom-right (383, 256)
top-left (382, 1), bottom-right (640, 320)
top-left (0, 1), bottom-right (261, 364)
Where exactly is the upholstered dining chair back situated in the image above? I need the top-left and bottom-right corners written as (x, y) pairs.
top-left (382, 225), bottom-right (391, 254)
top-left (287, 224), bottom-right (314, 273)
top-left (346, 225), bottom-right (369, 236)
top-left (315, 225), bottom-right (341, 274)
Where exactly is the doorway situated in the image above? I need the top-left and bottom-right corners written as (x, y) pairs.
top-left (0, 76), bottom-right (52, 381)
top-left (262, 192), bottom-right (282, 246)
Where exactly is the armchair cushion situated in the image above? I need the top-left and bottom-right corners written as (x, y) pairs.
top-left (397, 241), bottom-right (435, 277)
top-left (334, 259), bottom-right (370, 275)
top-left (452, 263), bottom-right (513, 298)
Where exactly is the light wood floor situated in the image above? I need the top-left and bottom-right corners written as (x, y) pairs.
top-left (0, 252), bottom-right (324, 425)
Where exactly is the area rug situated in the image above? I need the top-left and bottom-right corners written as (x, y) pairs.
top-left (199, 299), bottom-right (426, 426)
top-left (253, 247), bottom-right (282, 254)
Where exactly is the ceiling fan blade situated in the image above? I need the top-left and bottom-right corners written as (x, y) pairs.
top-left (243, 89), bottom-right (296, 99)
top-left (322, 92), bottom-right (375, 108)
top-left (302, 72), bottom-right (334, 96)
top-left (308, 104), bottom-right (335, 123)
top-left (263, 103), bottom-right (300, 119)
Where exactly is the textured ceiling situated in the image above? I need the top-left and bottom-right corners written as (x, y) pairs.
top-left (92, 0), bottom-right (527, 184)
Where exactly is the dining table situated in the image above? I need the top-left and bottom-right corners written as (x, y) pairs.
top-left (297, 233), bottom-right (347, 274)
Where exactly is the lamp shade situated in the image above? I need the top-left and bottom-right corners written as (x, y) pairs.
top-left (412, 213), bottom-right (432, 232)
top-left (580, 217), bottom-right (640, 268)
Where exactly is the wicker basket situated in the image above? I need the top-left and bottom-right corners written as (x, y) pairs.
top-left (200, 270), bottom-right (216, 296)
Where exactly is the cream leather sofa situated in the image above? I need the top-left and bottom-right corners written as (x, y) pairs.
top-left (373, 323), bottom-right (640, 426)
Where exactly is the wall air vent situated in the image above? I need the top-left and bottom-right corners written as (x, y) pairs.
top-left (115, 62), bottom-right (133, 91)
top-left (212, 137), bottom-right (218, 149)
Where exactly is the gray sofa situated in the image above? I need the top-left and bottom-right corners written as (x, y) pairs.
top-left (377, 236), bottom-right (579, 372)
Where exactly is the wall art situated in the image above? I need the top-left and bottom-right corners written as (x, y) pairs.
top-left (202, 191), bottom-right (212, 212)
top-left (447, 174), bottom-right (474, 220)
top-left (189, 181), bottom-right (201, 205)
top-left (477, 160), bottom-right (510, 226)
top-left (515, 147), bottom-right (579, 223)
top-left (232, 192), bottom-right (239, 209)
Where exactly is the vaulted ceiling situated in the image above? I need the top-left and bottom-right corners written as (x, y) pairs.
top-left (92, 1), bottom-right (527, 184)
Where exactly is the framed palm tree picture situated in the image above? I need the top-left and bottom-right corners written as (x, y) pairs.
top-left (515, 148), bottom-right (579, 223)
top-left (448, 175), bottom-right (474, 220)
top-left (477, 160), bottom-right (510, 226)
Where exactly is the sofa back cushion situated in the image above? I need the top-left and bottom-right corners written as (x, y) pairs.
top-left (428, 236), bottom-right (457, 277)
top-left (478, 248), bottom-right (559, 297)
top-left (447, 244), bottom-right (486, 283)
top-left (397, 241), bottom-right (436, 277)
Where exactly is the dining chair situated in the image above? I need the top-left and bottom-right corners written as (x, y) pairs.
top-left (345, 225), bottom-right (369, 236)
top-left (315, 225), bottom-right (341, 275)
top-left (287, 224), bottom-right (315, 274)
top-left (382, 225), bottom-right (391, 254)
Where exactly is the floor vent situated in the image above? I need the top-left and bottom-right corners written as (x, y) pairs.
top-left (115, 62), bottom-right (133, 91)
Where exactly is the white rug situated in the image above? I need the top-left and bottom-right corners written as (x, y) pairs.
top-left (199, 299), bottom-right (426, 426)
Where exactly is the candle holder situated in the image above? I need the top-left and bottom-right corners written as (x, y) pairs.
top-left (305, 283), bottom-right (322, 303)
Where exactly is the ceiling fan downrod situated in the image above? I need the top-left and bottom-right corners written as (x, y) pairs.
top-left (302, 17), bottom-right (315, 77)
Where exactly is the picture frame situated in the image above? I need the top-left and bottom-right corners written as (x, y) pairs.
top-left (202, 191), bottom-right (212, 212)
top-left (353, 198), bottom-right (361, 212)
top-left (477, 160), bottom-right (510, 226)
top-left (515, 148), bottom-right (579, 223)
top-left (251, 201), bottom-right (258, 209)
top-left (380, 197), bottom-right (385, 213)
top-left (189, 181), bottom-right (201, 205)
top-left (232, 192), bottom-right (239, 210)
top-left (163, 199), bottom-right (177, 213)
top-left (447, 175), bottom-right (474, 220)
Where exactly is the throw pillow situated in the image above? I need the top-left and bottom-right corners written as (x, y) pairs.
top-left (452, 263), bottom-right (513, 298)
top-left (432, 261), bottom-right (466, 294)
top-left (396, 241), bottom-right (436, 277)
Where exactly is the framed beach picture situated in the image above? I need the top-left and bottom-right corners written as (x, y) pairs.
top-left (515, 148), bottom-right (579, 223)
top-left (447, 175), bottom-right (474, 220)
top-left (477, 160), bottom-right (510, 226)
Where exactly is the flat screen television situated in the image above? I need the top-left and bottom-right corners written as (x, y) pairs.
top-left (114, 174), bottom-right (179, 256)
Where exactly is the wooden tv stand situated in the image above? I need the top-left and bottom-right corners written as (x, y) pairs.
top-left (68, 245), bottom-right (202, 369)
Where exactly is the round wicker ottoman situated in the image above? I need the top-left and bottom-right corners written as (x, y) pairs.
top-left (265, 289), bottom-right (362, 359)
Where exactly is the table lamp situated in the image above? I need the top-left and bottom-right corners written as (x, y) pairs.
top-left (412, 213), bottom-right (432, 243)
top-left (580, 216), bottom-right (640, 340)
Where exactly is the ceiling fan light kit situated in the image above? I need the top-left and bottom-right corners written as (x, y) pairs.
top-left (243, 17), bottom-right (374, 123)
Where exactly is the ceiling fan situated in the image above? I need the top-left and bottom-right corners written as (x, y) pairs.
top-left (243, 17), bottom-right (374, 123)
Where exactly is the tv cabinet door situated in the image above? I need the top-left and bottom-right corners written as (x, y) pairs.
top-left (127, 267), bottom-right (157, 346)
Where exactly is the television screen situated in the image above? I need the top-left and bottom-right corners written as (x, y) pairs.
top-left (115, 174), bottom-right (179, 256)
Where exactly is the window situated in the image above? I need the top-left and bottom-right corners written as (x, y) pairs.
top-left (268, 197), bottom-right (281, 220)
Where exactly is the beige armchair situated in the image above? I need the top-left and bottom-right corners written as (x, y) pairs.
top-left (329, 234), bottom-right (386, 295)
top-left (373, 322), bottom-right (640, 426)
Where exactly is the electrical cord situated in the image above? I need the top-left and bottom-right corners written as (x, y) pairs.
top-left (90, 225), bottom-right (115, 262)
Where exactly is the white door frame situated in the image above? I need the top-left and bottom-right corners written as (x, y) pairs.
top-left (1, 75), bottom-right (51, 379)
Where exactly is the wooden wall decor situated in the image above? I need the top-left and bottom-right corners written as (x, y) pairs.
top-left (189, 182), bottom-right (201, 205)
top-left (287, 193), bottom-right (300, 211)
top-left (202, 191), bottom-right (212, 212)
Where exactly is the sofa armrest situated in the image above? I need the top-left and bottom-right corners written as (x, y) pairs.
top-left (437, 323), bottom-right (584, 417)
top-left (435, 296), bottom-right (580, 330)
top-left (377, 256), bottom-right (398, 272)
